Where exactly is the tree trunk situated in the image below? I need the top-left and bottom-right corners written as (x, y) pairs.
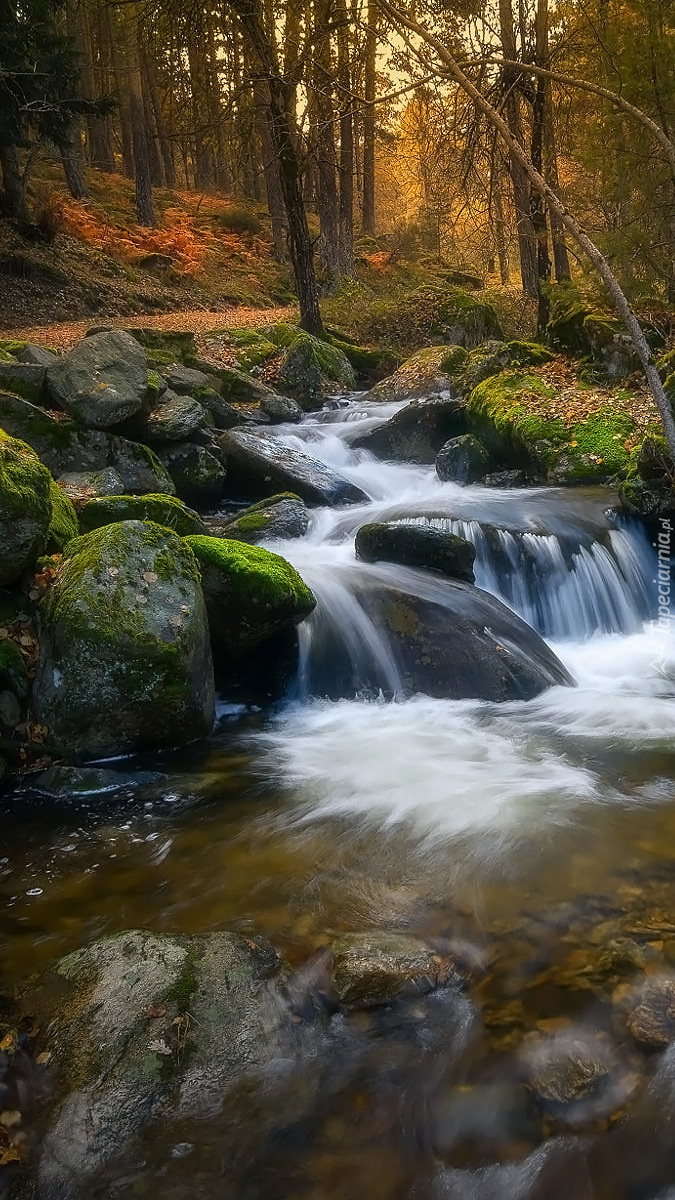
top-left (362, 0), bottom-right (377, 234)
top-left (493, 179), bottom-right (510, 283)
top-left (58, 125), bottom-right (89, 199)
top-left (0, 144), bottom-right (31, 223)
top-left (532, 0), bottom-right (552, 331)
top-left (109, 8), bottom-right (135, 178)
top-left (254, 79), bottom-right (287, 260)
top-left (229, 0), bottom-right (323, 335)
top-left (145, 53), bottom-right (177, 188)
top-left (336, 0), bottom-right (354, 273)
top-left (498, 0), bottom-right (538, 298)
top-left (119, 13), bottom-right (155, 225)
top-left (376, 0), bottom-right (675, 459)
top-left (313, 0), bottom-right (341, 284)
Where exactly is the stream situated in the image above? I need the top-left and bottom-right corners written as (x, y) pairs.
top-left (3, 394), bottom-right (675, 1199)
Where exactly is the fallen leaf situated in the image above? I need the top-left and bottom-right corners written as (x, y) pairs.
top-left (146, 1004), bottom-right (166, 1019)
top-left (148, 1038), bottom-right (173, 1056)
top-left (0, 1146), bottom-right (21, 1165)
top-left (0, 1032), bottom-right (17, 1053)
top-left (0, 1112), bottom-right (20, 1129)
top-left (35, 1051), bottom-right (52, 1066)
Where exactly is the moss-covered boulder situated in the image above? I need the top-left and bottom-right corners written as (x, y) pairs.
top-left (436, 434), bottom-right (490, 484)
top-left (221, 428), bottom-right (368, 506)
top-left (213, 493), bottom-right (309, 544)
top-left (0, 433), bottom-right (53, 585)
top-left (222, 327), bottom-right (278, 372)
top-left (362, 345), bottom-right (467, 404)
top-left (261, 323), bottom-right (356, 411)
top-left (545, 286), bottom-right (643, 379)
top-left (352, 396), bottom-right (466, 464)
top-left (355, 522), bottom-right (476, 583)
top-left (33, 521), bottom-right (215, 758)
top-left (46, 331), bottom-right (150, 430)
top-left (466, 370), bottom-right (636, 483)
top-left (461, 340), bottom-right (552, 394)
top-left (80, 493), bottom-right (207, 537)
top-left (184, 535), bottom-right (316, 657)
top-left (0, 391), bottom-right (175, 495)
top-left (47, 480), bottom-right (79, 550)
top-left (364, 286), bottom-right (503, 350)
top-left (158, 443), bottom-right (227, 509)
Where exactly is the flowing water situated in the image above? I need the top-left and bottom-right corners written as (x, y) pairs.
top-left (3, 395), bottom-right (675, 1199)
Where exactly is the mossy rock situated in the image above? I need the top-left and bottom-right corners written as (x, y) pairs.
top-left (79, 494), bottom-right (207, 537)
top-left (462, 340), bottom-right (552, 393)
top-left (47, 480), bottom-right (79, 551)
top-left (0, 360), bottom-right (47, 403)
top-left (0, 639), bottom-right (29, 699)
top-left (33, 520), bottom-right (215, 758)
top-left (0, 338), bottom-right (28, 357)
top-left (184, 534), bottom-right (316, 657)
top-left (355, 522), bottom-right (476, 582)
top-left (364, 345), bottom-right (467, 404)
top-left (466, 371), bottom-right (636, 483)
top-left (0, 432), bottom-right (53, 585)
top-left (262, 323), bottom-right (357, 409)
top-left (158, 444), bottom-right (227, 509)
top-left (223, 328), bottom-right (278, 372)
top-left (363, 287), bottom-right (502, 350)
top-left (216, 493), bottom-right (309, 544)
top-left (436, 434), bottom-right (490, 484)
top-left (125, 328), bottom-right (196, 360)
top-left (545, 284), bottom-right (590, 353)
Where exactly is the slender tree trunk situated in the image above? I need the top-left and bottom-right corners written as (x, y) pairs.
top-left (0, 144), bottom-right (31, 223)
top-left (145, 53), bottom-right (176, 188)
top-left (362, 0), bottom-right (377, 234)
top-left (531, 0), bottom-right (551, 331)
top-left (376, 0), bottom-right (675, 459)
top-left (118, 12), bottom-right (155, 225)
top-left (313, 0), bottom-right (341, 284)
top-left (58, 125), bottom-right (89, 198)
top-left (498, 0), bottom-right (538, 298)
top-left (336, 0), bottom-right (354, 273)
top-left (109, 8), bottom-right (135, 178)
top-left (229, 0), bottom-right (323, 335)
top-left (254, 80), bottom-right (287, 260)
top-left (493, 178), bottom-right (510, 283)
top-left (543, 102), bottom-right (570, 281)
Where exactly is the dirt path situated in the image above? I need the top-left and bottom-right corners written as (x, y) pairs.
top-left (6, 305), bottom-right (299, 352)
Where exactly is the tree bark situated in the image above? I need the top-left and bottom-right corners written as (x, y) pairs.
top-left (58, 125), bottom-right (89, 199)
top-left (229, 0), bottom-right (323, 335)
top-left (336, 0), bottom-right (354, 273)
top-left (376, 0), bottom-right (675, 459)
top-left (492, 179), bottom-right (510, 283)
top-left (254, 79), bottom-right (287, 260)
top-left (362, 0), bottom-right (377, 234)
top-left (0, 144), bottom-right (31, 223)
top-left (498, 0), bottom-right (538, 298)
top-left (312, 0), bottom-right (341, 284)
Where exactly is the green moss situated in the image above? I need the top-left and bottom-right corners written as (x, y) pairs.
top-left (47, 480), bottom-right (79, 551)
top-left (185, 535), bottom-right (312, 608)
top-left (165, 942), bottom-right (201, 1011)
top-left (79, 494), bottom-right (206, 537)
top-left (0, 640), bottom-right (28, 695)
top-left (147, 370), bottom-right (163, 403)
top-left (0, 433), bottom-right (53, 583)
top-left (0, 339), bottom-right (27, 357)
top-left (545, 283), bottom-right (590, 352)
top-left (439, 345), bottom-right (469, 375)
top-left (224, 328), bottom-right (278, 371)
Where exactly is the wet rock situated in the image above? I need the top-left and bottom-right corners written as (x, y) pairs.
top-left (623, 977), bottom-right (675, 1047)
top-left (0, 433), bottom-right (53, 585)
top-left (184, 534), bottom-right (315, 657)
top-left (0, 689), bottom-right (20, 728)
top-left (429, 1082), bottom-right (539, 1157)
top-left (145, 390), bottom-right (208, 444)
top-left (34, 930), bottom-right (310, 1199)
top-left (0, 639), bottom-right (29, 700)
top-left (355, 522), bottom-right (475, 583)
top-left (270, 326), bottom-right (356, 410)
top-left (325, 579), bottom-right (573, 702)
top-left (17, 344), bottom-right (58, 367)
top-left (196, 388), bottom-right (245, 430)
top-left (331, 932), bottom-right (464, 1008)
top-left (483, 469), bottom-right (531, 488)
top-left (618, 476), bottom-right (675, 523)
top-left (30, 764), bottom-right (164, 797)
top-left (361, 345), bottom-right (468, 405)
top-left (352, 397), bottom-right (466, 464)
top-left (221, 428), bottom-right (368, 506)
top-left (213, 493), bottom-right (309, 543)
top-left (161, 364), bottom-right (212, 394)
top-left (33, 520), bottom-right (215, 758)
top-left (46, 331), bottom-right (149, 429)
top-left (436, 434), bottom-right (490, 484)
top-left (158, 443), bottom-right (227, 508)
top-left (79, 493), bottom-right (207, 537)
top-left (259, 393), bottom-right (304, 424)
top-left (520, 1029), bottom-right (636, 1126)
top-left (461, 339), bottom-right (552, 394)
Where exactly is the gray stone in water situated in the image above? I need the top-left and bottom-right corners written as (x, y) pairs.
top-left (435, 434), bottom-right (490, 484)
top-left (259, 393), bottom-right (304, 424)
top-left (33, 520), bottom-right (215, 758)
top-left (35, 930), bottom-right (315, 1198)
top-left (331, 932), bottom-right (466, 1009)
top-left (197, 387), bottom-right (245, 430)
top-left (214, 493), bottom-right (310, 544)
top-left (0, 689), bottom-right (21, 728)
top-left (46, 331), bottom-right (149, 429)
top-left (221, 427), bottom-right (368, 507)
top-left (352, 397), bottom-right (466, 464)
top-left (30, 764), bottom-right (165, 797)
top-left (483, 469), bottom-right (530, 489)
top-left (355, 522), bottom-right (476, 583)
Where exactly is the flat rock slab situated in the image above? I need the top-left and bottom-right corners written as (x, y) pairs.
top-left (222, 428), bottom-right (369, 506)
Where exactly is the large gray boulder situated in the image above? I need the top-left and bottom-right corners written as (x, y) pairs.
top-left (221, 428), bottom-right (369, 506)
top-left (145, 390), bottom-right (208, 444)
top-left (33, 520), bottom-right (215, 757)
top-left (0, 359), bottom-right (46, 402)
top-left (46, 331), bottom-right (149, 429)
top-left (355, 522), bottom-right (476, 583)
top-left (0, 391), bottom-right (175, 495)
top-left (435, 433), bottom-right (490, 483)
top-left (352, 397), bottom-right (466, 464)
top-left (36, 930), bottom-right (299, 1199)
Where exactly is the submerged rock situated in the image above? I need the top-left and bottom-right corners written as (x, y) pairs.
top-left (0, 433), bottom-right (53, 585)
top-left (184, 534), bottom-right (316, 657)
top-left (331, 932), bottom-right (465, 1009)
top-left (352, 397), bottom-right (466, 464)
top-left (36, 930), bottom-right (298, 1199)
top-left (622, 977), bottom-right (675, 1047)
top-left (33, 520), bottom-right (215, 757)
top-left (46, 330), bottom-right (149, 429)
top-left (355, 522), bottom-right (475, 583)
top-left (221, 428), bottom-right (368, 506)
